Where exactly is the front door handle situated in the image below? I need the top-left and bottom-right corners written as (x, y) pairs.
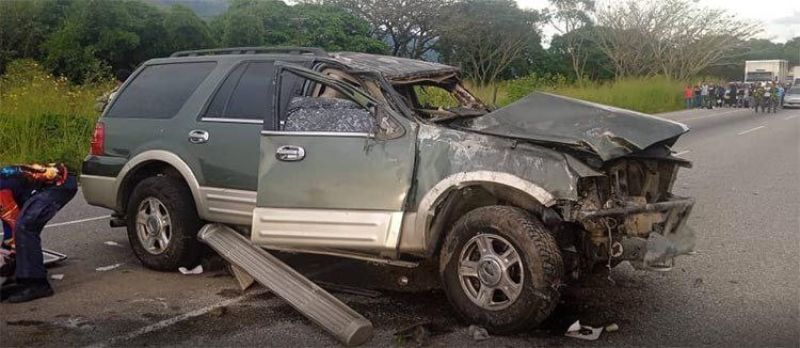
top-left (188, 130), bottom-right (209, 144)
top-left (276, 145), bottom-right (305, 161)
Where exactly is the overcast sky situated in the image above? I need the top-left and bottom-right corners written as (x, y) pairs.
top-left (517, 0), bottom-right (800, 44)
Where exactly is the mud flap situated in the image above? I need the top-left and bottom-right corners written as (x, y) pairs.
top-left (197, 223), bottom-right (373, 346)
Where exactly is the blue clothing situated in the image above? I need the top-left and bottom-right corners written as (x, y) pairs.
top-left (15, 175), bottom-right (77, 279)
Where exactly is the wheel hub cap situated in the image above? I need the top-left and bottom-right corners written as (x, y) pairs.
top-left (478, 259), bottom-right (502, 286)
top-left (457, 233), bottom-right (524, 311)
top-left (146, 216), bottom-right (161, 235)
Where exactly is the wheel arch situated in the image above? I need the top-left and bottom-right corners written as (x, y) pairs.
top-left (116, 150), bottom-right (203, 218)
top-left (413, 171), bottom-right (560, 258)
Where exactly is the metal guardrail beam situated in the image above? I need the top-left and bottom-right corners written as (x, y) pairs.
top-left (198, 223), bottom-right (373, 346)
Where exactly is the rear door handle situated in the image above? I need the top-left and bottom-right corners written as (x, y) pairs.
top-left (188, 130), bottom-right (209, 144)
top-left (276, 145), bottom-right (305, 161)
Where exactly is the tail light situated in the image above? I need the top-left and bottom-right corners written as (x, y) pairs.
top-left (90, 122), bottom-right (105, 156)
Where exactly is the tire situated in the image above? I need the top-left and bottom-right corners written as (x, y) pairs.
top-left (439, 206), bottom-right (564, 334)
top-left (126, 176), bottom-right (203, 271)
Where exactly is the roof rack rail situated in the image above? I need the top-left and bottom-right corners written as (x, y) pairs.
top-left (170, 47), bottom-right (328, 58)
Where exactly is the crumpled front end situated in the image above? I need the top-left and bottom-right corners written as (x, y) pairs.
top-left (562, 156), bottom-right (696, 272)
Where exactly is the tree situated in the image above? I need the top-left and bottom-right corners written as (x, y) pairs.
top-left (549, 26), bottom-right (613, 81)
top-left (304, 0), bottom-right (451, 59)
top-left (44, 0), bottom-right (170, 82)
top-left (0, 0), bottom-right (70, 74)
top-left (546, 0), bottom-right (595, 82)
top-left (210, 0), bottom-right (387, 53)
top-left (594, 0), bottom-right (759, 80)
top-left (437, 0), bottom-right (543, 93)
top-left (163, 5), bottom-right (215, 52)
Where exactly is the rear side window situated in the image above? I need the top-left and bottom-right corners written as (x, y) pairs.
top-left (106, 62), bottom-right (216, 119)
top-left (205, 61), bottom-right (275, 121)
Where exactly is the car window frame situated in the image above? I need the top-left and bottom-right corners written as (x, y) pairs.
top-left (264, 62), bottom-right (384, 139)
top-left (199, 59), bottom-right (275, 125)
top-left (104, 61), bottom-right (217, 120)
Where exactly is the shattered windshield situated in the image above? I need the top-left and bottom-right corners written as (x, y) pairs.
top-left (394, 77), bottom-right (490, 122)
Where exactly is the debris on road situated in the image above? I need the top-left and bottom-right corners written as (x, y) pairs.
top-left (565, 320), bottom-right (603, 341)
top-left (178, 265), bottom-right (204, 275)
top-left (605, 323), bottom-right (620, 332)
top-left (468, 325), bottom-right (490, 341)
top-left (95, 263), bottom-right (122, 272)
top-left (394, 322), bottom-right (432, 346)
top-left (317, 281), bottom-right (382, 298)
top-left (209, 306), bottom-right (227, 318)
top-left (50, 274), bottom-right (64, 280)
top-left (103, 241), bottom-right (122, 247)
top-left (199, 223), bottom-right (373, 346)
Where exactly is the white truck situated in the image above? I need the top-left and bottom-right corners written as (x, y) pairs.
top-left (744, 60), bottom-right (789, 84)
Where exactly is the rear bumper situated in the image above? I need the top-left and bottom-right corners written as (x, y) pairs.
top-left (80, 174), bottom-right (117, 210)
top-left (578, 197), bottom-right (696, 270)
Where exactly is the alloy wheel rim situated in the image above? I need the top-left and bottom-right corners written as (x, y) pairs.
top-left (135, 197), bottom-right (172, 255)
top-left (458, 233), bottom-right (524, 311)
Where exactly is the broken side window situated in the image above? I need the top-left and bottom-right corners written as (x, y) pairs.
top-left (278, 69), bottom-right (376, 134)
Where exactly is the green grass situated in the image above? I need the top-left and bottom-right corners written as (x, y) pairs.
top-left (550, 76), bottom-right (685, 114)
top-left (0, 59), bottom-right (114, 171)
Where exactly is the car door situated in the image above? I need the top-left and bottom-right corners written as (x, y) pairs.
top-left (251, 63), bottom-right (416, 256)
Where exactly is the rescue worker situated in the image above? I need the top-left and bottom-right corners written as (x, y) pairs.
top-left (753, 83), bottom-right (765, 113)
top-left (0, 163), bottom-right (76, 303)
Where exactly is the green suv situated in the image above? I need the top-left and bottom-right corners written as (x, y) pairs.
top-left (81, 47), bottom-right (695, 333)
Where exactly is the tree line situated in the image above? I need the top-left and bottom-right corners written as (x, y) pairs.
top-left (1, 0), bottom-right (798, 86)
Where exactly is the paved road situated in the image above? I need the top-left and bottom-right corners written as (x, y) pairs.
top-left (2, 107), bottom-right (798, 347)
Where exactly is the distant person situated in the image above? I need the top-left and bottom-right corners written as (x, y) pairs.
top-left (716, 84), bottom-right (725, 108)
top-left (693, 84), bottom-right (702, 109)
top-left (701, 83), bottom-right (710, 109)
top-left (777, 84), bottom-right (785, 108)
top-left (753, 83), bottom-right (765, 113)
top-left (0, 164), bottom-right (77, 303)
top-left (684, 85), bottom-right (694, 109)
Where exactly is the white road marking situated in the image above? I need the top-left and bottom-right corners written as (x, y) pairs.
top-left (737, 125), bottom-right (766, 136)
top-left (87, 261), bottom-right (348, 347)
top-left (784, 115), bottom-right (798, 120)
top-left (85, 288), bottom-right (271, 348)
top-left (45, 215), bottom-right (110, 229)
top-left (674, 150), bottom-right (691, 156)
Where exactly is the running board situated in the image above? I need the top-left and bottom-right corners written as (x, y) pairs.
top-left (198, 223), bottom-right (373, 346)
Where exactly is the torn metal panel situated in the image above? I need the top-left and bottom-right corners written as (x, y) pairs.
top-left (331, 52), bottom-right (460, 81)
top-left (456, 92), bottom-right (690, 161)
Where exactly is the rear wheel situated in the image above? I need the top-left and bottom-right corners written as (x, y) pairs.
top-left (126, 176), bottom-right (202, 271)
top-left (439, 206), bottom-right (563, 334)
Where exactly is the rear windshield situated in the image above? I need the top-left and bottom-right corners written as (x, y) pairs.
top-left (106, 62), bottom-right (216, 119)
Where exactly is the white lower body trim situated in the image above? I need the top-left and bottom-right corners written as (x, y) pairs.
top-left (252, 208), bottom-right (403, 255)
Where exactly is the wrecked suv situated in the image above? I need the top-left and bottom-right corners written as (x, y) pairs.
top-left (81, 47), bottom-right (695, 333)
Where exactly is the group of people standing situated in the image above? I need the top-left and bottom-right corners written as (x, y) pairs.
top-left (684, 81), bottom-right (788, 113)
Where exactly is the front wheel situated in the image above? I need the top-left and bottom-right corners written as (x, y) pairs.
top-left (126, 176), bottom-right (203, 271)
top-left (439, 206), bottom-right (564, 334)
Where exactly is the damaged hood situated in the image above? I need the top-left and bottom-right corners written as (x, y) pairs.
top-left (456, 93), bottom-right (689, 161)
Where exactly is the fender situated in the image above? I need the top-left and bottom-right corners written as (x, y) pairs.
top-left (116, 150), bottom-right (205, 218)
top-left (409, 170), bottom-right (557, 255)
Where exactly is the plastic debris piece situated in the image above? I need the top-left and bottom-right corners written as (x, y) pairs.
top-left (51, 274), bottom-right (64, 280)
top-left (468, 325), bottom-right (490, 341)
top-left (178, 265), bottom-right (204, 275)
top-left (565, 320), bottom-right (603, 341)
top-left (96, 263), bottom-right (122, 272)
top-left (104, 241), bottom-right (122, 247)
top-left (605, 323), bottom-right (619, 332)
top-left (230, 264), bottom-right (254, 290)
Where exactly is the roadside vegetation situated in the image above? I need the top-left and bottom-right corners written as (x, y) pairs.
top-left (0, 60), bottom-right (113, 170)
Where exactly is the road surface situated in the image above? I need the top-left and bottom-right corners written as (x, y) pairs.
top-left (2, 106), bottom-right (798, 347)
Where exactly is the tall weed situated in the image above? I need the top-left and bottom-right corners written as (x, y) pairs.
top-left (0, 59), bottom-right (113, 171)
